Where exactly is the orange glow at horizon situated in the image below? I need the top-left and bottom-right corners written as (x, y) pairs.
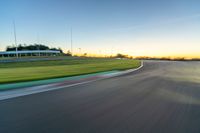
top-left (67, 40), bottom-right (200, 59)
top-left (68, 50), bottom-right (200, 59)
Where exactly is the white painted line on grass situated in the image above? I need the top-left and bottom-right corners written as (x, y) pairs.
top-left (0, 61), bottom-right (144, 101)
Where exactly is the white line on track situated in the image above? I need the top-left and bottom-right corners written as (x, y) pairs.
top-left (0, 61), bottom-right (144, 101)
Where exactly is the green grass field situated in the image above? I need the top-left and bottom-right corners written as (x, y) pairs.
top-left (0, 57), bottom-right (141, 84)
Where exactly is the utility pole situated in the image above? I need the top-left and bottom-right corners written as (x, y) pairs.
top-left (78, 48), bottom-right (81, 56)
top-left (65, 31), bottom-right (68, 54)
top-left (70, 28), bottom-right (73, 55)
top-left (13, 20), bottom-right (18, 58)
top-left (37, 33), bottom-right (40, 56)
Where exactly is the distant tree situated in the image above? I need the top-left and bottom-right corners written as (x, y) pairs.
top-left (135, 56), bottom-right (151, 60)
top-left (65, 50), bottom-right (72, 56)
top-left (115, 53), bottom-right (128, 58)
top-left (6, 45), bottom-right (16, 51)
top-left (50, 47), bottom-right (63, 53)
top-left (173, 57), bottom-right (185, 61)
top-left (6, 44), bottom-right (63, 52)
top-left (58, 48), bottom-right (63, 53)
top-left (83, 53), bottom-right (87, 57)
top-left (160, 57), bottom-right (172, 60)
top-left (191, 58), bottom-right (200, 61)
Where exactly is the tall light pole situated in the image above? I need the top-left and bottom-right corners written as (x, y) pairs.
top-left (78, 48), bottom-right (81, 56)
top-left (37, 33), bottom-right (40, 56)
top-left (65, 31), bottom-right (68, 54)
top-left (70, 28), bottom-right (73, 55)
top-left (13, 20), bottom-right (18, 58)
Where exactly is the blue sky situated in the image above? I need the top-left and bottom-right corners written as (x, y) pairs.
top-left (0, 0), bottom-right (200, 57)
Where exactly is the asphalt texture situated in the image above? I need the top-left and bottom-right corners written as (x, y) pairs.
top-left (0, 61), bottom-right (200, 133)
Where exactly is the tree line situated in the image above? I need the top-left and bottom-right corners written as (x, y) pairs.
top-left (6, 44), bottom-right (63, 53)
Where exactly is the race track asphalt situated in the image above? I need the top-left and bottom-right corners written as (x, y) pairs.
top-left (0, 61), bottom-right (200, 133)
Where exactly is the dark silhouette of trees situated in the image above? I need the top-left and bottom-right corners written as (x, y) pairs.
top-left (65, 50), bottom-right (72, 56)
top-left (115, 53), bottom-right (128, 58)
top-left (6, 44), bottom-right (63, 53)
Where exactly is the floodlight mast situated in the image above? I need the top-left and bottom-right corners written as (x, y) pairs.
top-left (13, 20), bottom-right (18, 58)
top-left (37, 33), bottom-right (40, 56)
top-left (71, 28), bottom-right (73, 55)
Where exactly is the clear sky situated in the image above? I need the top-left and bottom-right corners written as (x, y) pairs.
top-left (0, 0), bottom-right (200, 58)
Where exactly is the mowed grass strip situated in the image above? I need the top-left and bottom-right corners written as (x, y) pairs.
top-left (0, 58), bottom-right (140, 84)
top-left (0, 57), bottom-right (119, 68)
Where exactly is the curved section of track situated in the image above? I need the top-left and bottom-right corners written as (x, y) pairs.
top-left (0, 61), bottom-right (200, 133)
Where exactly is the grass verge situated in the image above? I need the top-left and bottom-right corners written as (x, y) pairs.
top-left (0, 58), bottom-right (141, 84)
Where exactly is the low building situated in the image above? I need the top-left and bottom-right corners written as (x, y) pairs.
top-left (0, 50), bottom-right (61, 57)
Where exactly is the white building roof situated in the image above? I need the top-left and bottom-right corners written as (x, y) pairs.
top-left (0, 50), bottom-right (61, 55)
